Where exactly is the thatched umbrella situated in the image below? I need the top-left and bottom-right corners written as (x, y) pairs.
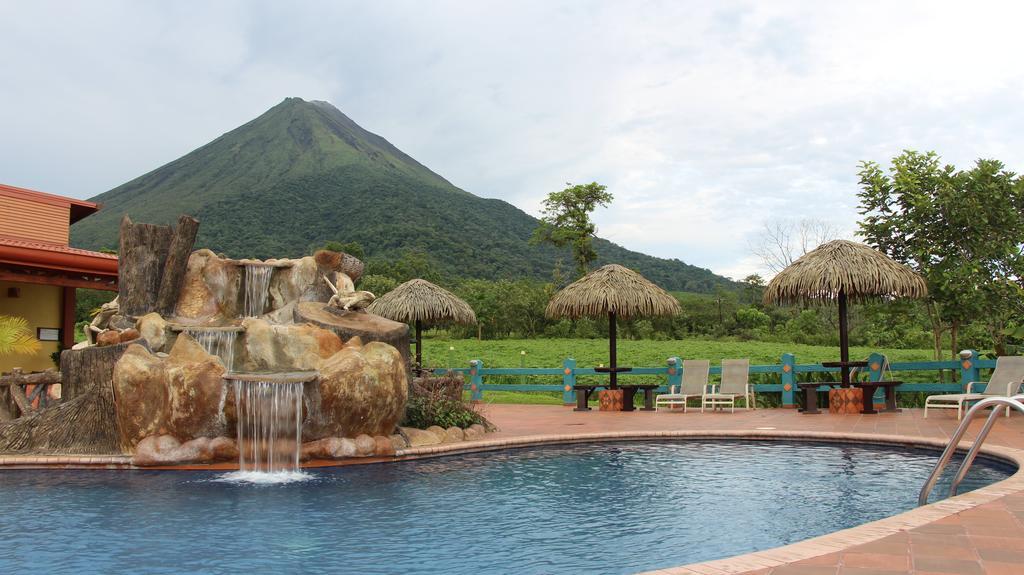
top-left (763, 239), bottom-right (927, 386)
top-left (367, 279), bottom-right (477, 373)
top-left (546, 264), bottom-right (681, 389)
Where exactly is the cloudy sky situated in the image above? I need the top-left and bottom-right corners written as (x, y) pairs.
top-left (3, 1), bottom-right (1023, 279)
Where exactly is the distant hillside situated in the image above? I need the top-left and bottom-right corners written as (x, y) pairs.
top-left (72, 98), bottom-right (734, 292)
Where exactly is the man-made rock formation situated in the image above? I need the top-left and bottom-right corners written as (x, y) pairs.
top-left (294, 301), bottom-right (410, 370)
top-left (132, 435), bottom-right (238, 466)
top-left (237, 318), bottom-right (342, 372)
top-left (312, 340), bottom-right (408, 438)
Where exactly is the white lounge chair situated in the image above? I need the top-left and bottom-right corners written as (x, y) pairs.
top-left (655, 360), bottom-right (710, 412)
top-left (924, 356), bottom-right (1024, 420)
top-left (702, 359), bottom-right (754, 413)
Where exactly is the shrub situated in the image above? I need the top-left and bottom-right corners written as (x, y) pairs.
top-left (402, 372), bottom-right (492, 430)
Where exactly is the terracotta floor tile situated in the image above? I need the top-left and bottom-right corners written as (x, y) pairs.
top-left (979, 561), bottom-right (1024, 575)
top-left (976, 547), bottom-right (1024, 563)
top-left (909, 543), bottom-right (977, 559)
top-left (911, 556), bottom-right (985, 574)
top-left (840, 553), bottom-right (908, 570)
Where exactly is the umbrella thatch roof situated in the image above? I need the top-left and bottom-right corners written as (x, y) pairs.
top-left (763, 240), bottom-right (927, 305)
top-left (546, 264), bottom-right (681, 319)
top-left (367, 279), bottom-right (477, 325)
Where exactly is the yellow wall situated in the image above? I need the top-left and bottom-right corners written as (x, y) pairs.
top-left (0, 281), bottom-right (62, 373)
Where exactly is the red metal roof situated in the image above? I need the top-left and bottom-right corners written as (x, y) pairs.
top-left (0, 183), bottom-right (101, 224)
top-left (0, 235), bottom-right (118, 276)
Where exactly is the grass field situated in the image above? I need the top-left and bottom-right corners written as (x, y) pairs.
top-left (422, 337), bottom-right (935, 370)
top-left (424, 337), bottom-right (942, 405)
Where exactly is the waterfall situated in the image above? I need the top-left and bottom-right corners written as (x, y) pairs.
top-left (184, 329), bottom-right (237, 371)
top-left (243, 264), bottom-right (274, 317)
top-left (232, 380), bottom-right (303, 473)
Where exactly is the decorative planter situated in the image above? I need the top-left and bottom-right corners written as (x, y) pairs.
top-left (599, 389), bottom-right (624, 411)
top-left (828, 387), bottom-right (864, 414)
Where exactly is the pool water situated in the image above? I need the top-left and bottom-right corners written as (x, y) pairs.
top-left (0, 440), bottom-right (1014, 574)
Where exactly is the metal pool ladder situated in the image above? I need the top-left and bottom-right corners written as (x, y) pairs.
top-left (918, 394), bottom-right (1024, 506)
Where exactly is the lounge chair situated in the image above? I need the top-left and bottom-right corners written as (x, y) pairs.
top-left (702, 359), bottom-right (754, 413)
top-left (655, 359), bottom-right (710, 412)
top-left (924, 356), bottom-right (1024, 420)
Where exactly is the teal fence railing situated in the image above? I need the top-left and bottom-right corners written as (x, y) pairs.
top-left (430, 350), bottom-right (997, 407)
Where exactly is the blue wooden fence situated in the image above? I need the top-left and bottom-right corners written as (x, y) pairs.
top-left (431, 350), bottom-right (996, 407)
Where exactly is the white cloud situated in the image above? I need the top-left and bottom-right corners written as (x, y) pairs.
top-left (2, 0), bottom-right (1024, 279)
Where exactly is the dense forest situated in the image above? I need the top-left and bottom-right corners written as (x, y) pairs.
top-left (71, 97), bottom-right (731, 292)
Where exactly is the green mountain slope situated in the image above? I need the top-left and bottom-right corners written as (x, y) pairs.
top-left (72, 98), bottom-right (733, 291)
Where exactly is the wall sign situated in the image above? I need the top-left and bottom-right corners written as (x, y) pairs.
top-left (37, 328), bottom-right (61, 342)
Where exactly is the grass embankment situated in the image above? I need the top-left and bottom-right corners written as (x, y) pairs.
top-left (424, 338), bottom-right (937, 405)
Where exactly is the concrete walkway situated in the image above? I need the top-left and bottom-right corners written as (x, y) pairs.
top-left (472, 404), bottom-right (1024, 575)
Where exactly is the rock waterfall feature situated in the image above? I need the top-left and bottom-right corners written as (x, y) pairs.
top-left (228, 374), bottom-right (308, 473)
top-left (243, 263), bottom-right (274, 317)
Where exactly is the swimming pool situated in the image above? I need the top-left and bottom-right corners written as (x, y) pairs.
top-left (0, 440), bottom-right (1013, 574)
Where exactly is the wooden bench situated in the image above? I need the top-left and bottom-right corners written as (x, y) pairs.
top-left (573, 385), bottom-right (605, 411)
top-left (619, 384), bottom-right (659, 411)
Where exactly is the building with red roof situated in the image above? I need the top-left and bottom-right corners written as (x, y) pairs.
top-left (0, 183), bottom-right (118, 372)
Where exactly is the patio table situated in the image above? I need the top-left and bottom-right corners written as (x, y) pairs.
top-left (797, 382), bottom-right (842, 414)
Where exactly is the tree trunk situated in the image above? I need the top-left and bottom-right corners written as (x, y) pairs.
top-left (950, 321), bottom-right (960, 360)
top-left (154, 215), bottom-right (199, 316)
top-left (0, 341), bottom-right (142, 455)
top-left (118, 215), bottom-right (175, 317)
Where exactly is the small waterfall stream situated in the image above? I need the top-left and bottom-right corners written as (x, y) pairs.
top-left (184, 329), bottom-right (237, 371)
top-left (243, 264), bottom-right (274, 317)
top-left (232, 380), bottom-right (304, 474)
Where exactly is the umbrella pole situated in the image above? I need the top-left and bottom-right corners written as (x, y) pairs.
top-left (609, 311), bottom-right (617, 389)
top-left (415, 319), bottom-right (422, 377)
top-left (838, 290), bottom-right (850, 387)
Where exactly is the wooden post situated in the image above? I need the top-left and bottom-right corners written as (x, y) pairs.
top-left (666, 356), bottom-right (682, 392)
top-left (960, 349), bottom-right (980, 391)
top-left (61, 286), bottom-right (76, 350)
top-left (469, 360), bottom-right (484, 402)
top-left (154, 215), bottom-right (199, 316)
top-left (781, 353), bottom-right (796, 407)
top-left (608, 311), bottom-right (618, 389)
top-left (562, 358), bottom-right (577, 405)
top-left (838, 290), bottom-right (850, 387)
top-left (414, 319), bottom-right (422, 376)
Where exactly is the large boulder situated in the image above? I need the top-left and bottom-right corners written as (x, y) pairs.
top-left (164, 334), bottom-right (228, 438)
top-left (112, 336), bottom-right (228, 450)
top-left (132, 435), bottom-right (238, 466)
top-left (315, 340), bottom-right (408, 438)
top-left (238, 318), bottom-right (343, 372)
top-left (175, 249), bottom-right (241, 320)
top-left (135, 312), bottom-right (170, 352)
top-left (112, 343), bottom-right (169, 450)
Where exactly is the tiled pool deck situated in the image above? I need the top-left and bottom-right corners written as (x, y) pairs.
top-left (3, 405), bottom-right (1024, 574)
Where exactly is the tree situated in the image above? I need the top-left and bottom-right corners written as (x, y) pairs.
top-left (318, 241), bottom-right (365, 261)
top-left (751, 219), bottom-right (839, 274)
top-left (531, 182), bottom-right (613, 278)
top-left (0, 315), bottom-right (40, 356)
top-left (857, 150), bottom-right (1024, 359)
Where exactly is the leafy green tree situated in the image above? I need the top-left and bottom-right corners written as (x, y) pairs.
top-left (858, 151), bottom-right (1024, 358)
top-left (531, 182), bottom-right (613, 278)
top-left (318, 241), bottom-right (365, 260)
top-left (359, 274), bottom-right (398, 296)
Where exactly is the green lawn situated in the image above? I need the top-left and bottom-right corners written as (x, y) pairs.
top-left (424, 337), bottom-right (935, 371)
top-left (430, 337), bottom-right (943, 404)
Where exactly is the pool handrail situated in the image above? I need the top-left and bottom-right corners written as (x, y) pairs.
top-left (917, 393), bottom-right (1024, 506)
